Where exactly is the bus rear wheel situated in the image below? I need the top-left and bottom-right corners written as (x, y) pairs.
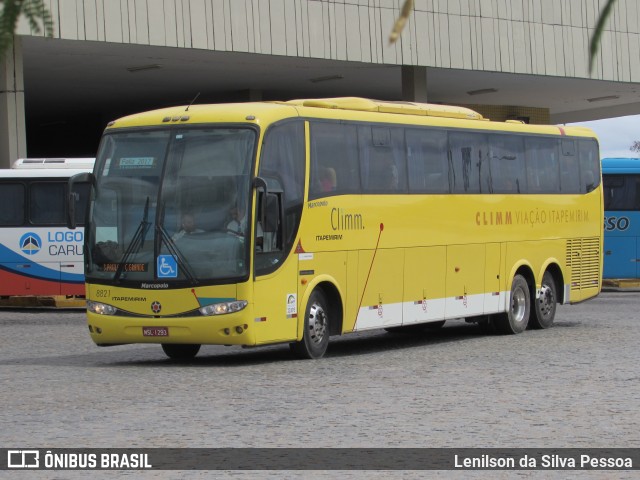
top-left (495, 274), bottom-right (530, 334)
top-left (161, 343), bottom-right (201, 360)
top-left (290, 289), bottom-right (330, 359)
top-left (529, 271), bottom-right (557, 329)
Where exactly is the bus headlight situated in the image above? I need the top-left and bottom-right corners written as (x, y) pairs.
top-left (87, 300), bottom-right (117, 315)
top-left (199, 300), bottom-right (248, 316)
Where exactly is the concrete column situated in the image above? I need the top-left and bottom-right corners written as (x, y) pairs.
top-left (0, 37), bottom-right (26, 168)
top-left (401, 65), bottom-right (428, 103)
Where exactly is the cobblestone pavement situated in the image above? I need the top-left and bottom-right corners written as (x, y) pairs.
top-left (1, 291), bottom-right (638, 479)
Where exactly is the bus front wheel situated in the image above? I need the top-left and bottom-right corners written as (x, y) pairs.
top-left (529, 271), bottom-right (557, 329)
top-left (290, 289), bottom-right (330, 359)
top-left (161, 343), bottom-right (201, 360)
top-left (495, 274), bottom-right (530, 334)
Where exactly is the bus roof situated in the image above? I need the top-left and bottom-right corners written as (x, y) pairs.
top-left (11, 158), bottom-right (95, 169)
top-left (0, 168), bottom-right (93, 179)
top-left (602, 157), bottom-right (640, 174)
top-left (279, 97), bottom-right (485, 120)
top-left (105, 97), bottom-right (597, 138)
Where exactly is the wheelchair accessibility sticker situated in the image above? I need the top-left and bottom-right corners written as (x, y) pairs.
top-left (157, 255), bottom-right (178, 278)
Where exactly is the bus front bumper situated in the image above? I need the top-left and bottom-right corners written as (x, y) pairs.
top-left (86, 311), bottom-right (257, 346)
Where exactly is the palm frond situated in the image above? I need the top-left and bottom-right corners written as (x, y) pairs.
top-left (589, 0), bottom-right (617, 74)
top-left (0, 0), bottom-right (22, 56)
top-left (389, 0), bottom-right (414, 44)
top-left (0, 0), bottom-right (54, 57)
top-left (22, 0), bottom-right (54, 36)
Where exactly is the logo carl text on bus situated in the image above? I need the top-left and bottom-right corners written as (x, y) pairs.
top-left (47, 230), bottom-right (84, 256)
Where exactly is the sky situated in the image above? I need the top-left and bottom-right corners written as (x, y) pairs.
top-left (568, 114), bottom-right (640, 159)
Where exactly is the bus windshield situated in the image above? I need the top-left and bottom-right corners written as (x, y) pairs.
top-left (87, 127), bottom-right (256, 285)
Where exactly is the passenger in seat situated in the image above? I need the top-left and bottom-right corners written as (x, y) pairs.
top-left (172, 213), bottom-right (203, 241)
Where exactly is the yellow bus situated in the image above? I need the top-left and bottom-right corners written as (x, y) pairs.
top-left (69, 97), bottom-right (602, 360)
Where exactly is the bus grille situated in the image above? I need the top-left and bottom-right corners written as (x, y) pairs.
top-left (566, 237), bottom-right (601, 292)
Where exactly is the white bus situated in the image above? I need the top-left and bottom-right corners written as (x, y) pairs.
top-left (0, 158), bottom-right (94, 297)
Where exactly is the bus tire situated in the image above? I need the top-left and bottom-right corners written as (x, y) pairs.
top-left (290, 289), bottom-right (330, 359)
top-left (529, 271), bottom-right (557, 329)
top-left (161, 343), bottom-right (201, 360)
top-left (495, 274), bottom-right (530, 334)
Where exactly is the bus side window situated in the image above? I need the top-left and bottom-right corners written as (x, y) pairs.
top-left (579, 139), bottom-right (600, 193)
top-left (488, 134), bottom-right (526, 193)
top-left (448, 131), bottom-right (484, 193)
top-left (603, 176), bottom-right (623, 210)
top-left (604, 174), bottom-right (640, 211)
top-left (406, 128), bottom-right (448, 193)
top-left (0, 183), bottom-right (25, 225)
top-left (560, 139), bottom-right (580, 193)
top-left (309, 121), bottom-right (359, 198)
top-left (525, 137), bottom-right (560, 193)
top-left (30, 182), bottom-right (66, 225)
top-left (359, 125), bottom-right (407, 193)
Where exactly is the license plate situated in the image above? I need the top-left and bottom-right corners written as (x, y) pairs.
top-left (142, 326), bottom-right (169, 337)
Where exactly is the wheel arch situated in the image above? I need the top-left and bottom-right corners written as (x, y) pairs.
top-left (509, 261), bottom-right (535, 291)
top-left (299, 276), bottom-right (344, 338)
top-left (540, 261), bottom-right (565, 304)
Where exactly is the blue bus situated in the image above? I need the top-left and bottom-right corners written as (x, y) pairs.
top-left (602, 158), bottom-right (640, 279)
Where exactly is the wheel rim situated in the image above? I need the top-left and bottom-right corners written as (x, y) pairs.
top-left (308, 302), bottom-right (327, 345)
top-left (538, 284), bottom-right (555, 318)
top-left (511, 286), bottom-right (527, 323)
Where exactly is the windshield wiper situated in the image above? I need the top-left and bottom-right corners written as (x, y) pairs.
top-left (156, 226), bottom-right (198, 285)
top-left (156, 202), bottom-right (198, 285)
top-left (114, 196), bottom-right (151, 282)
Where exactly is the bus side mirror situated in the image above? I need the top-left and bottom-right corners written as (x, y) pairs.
top-left (67, 172), bottom-right (95, 229)
top-left (252, 176), bottom-right (268, 192)
top-left (253, 176), bottom-right (269, 233)
top-left (264, 193), bottom-right (280, 233)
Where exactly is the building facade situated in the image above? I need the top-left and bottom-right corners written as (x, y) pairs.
top-left (2, 0), bottom-right (640, 165)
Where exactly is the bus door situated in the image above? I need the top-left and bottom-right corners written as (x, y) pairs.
top-left (252, 190), bottom-right (299, 344)
top-left (60, 261), bottom-right (84, 295)
top-left (252, 120), bottom-right (306, 344)
top-left (0, 262), bottom-right (61, 296)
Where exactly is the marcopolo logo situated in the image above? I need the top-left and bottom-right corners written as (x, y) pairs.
top-left (19, 232), bottom-right (42, 256)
